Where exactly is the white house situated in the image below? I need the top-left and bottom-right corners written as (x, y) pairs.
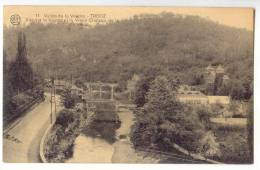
top-left (207, 96), bottom-right (230, 105)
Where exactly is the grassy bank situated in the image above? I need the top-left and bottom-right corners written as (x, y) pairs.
top-left (43, 108), bottom-right (86, 162)
top-left (211, 123), bottom-right (251, 164)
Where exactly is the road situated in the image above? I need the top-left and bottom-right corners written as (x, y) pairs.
top-left (3, 93), bottom-right (62, 163)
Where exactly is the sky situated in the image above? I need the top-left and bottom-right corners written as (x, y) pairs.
top-left (4, 6), bottom-right (254, 31)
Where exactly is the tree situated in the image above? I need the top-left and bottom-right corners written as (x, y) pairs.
top-left (196, 108), bottom-right (211, 129)
top-left (134, 66), bottom-right (162, 107)
top-left (190, 73), bottom-right (205, 86)
top-left (247, 97), bottom-right (253, 163)
top-left (217, 82), bottom-right (232, 96)
top-left (144, 76), bottom-right (181, 115)
top-left (9, 32), bottom-right (33, 94)
top-left (131, 76), bottom-right (220, 156)
top-left (75, 79), bottom-right (85, 88)
top-left (55, 109), bottom-right (79, 128)
top-left (243, 77), bottom-right (253, 100)
top-left (3, 51), bottom-right (14, 117)
top-left (230, 80), bottom-right (246, 100)
top-left (61, 88), bottom-right (76, 109)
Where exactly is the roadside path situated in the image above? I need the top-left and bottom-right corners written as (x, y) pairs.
top-left (3, 93), bottom-right (62, 163)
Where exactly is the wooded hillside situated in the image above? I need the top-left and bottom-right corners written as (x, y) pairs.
top-left (4, 13), bottom-right (253, 86)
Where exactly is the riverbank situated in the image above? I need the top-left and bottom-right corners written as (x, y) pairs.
top-left (112, 110), bottom-right (160, 163)
top-left (67, 108), bottom-right (160, 163)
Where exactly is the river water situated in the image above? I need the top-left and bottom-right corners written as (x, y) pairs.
top-left (66, 109), bottom-right (133, 163)
top-left (66, 109), bottom-right (159, 163)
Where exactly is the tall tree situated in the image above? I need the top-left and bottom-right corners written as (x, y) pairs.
top-left (131, 76), bottom-right (220, 156)
top-left (9, 32), bottom-right (33, 94)
top-left (134, 66), bottom-right (162, 107)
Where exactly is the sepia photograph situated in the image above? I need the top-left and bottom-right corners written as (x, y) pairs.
top-left (2, 6), bottom-right (254, 164)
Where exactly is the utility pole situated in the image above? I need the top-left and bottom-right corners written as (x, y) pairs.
top-left (70, 74), bottom-right (73, 87)
top-left (54, 73), bottom-right (57, 117)
top-left (99, 83), bottom-right (102, 99)
top-left (50, 76), bottom-right (56, 124)
top-left (110, 85), bottom-right (114, 101)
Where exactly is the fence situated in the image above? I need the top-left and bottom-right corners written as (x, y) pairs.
top-left (3, 96), bottom-right (44, 129)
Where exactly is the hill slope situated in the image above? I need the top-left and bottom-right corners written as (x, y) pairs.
top-left (4, 13), bottom-right (254, 84)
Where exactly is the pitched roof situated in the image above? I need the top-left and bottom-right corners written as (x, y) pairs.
top-left (177, 90), bottom-right (206, 97)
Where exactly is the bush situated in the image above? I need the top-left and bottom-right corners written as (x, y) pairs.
top-left (10, 93), bottom-right (34, 108)
top-left (196, 107), bottom-right (212, 129)
top-left (61, 88), bottom-right (76, 109)
top-left (55, 109), bottom-right (80, 128)
top-left (44, 109), bottom-right (83, 162)
top-left (198, 131), bottom-right (221, 157)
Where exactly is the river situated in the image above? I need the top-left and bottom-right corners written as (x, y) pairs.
top-left (66, 108), bottom-right (159, 163)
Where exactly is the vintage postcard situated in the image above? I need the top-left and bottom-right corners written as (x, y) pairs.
top-left (3, 6), bottom-right (254, 164)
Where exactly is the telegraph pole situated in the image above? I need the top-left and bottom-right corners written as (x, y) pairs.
top-left (50, 76), bottom-right (56, 124)
top-left (53, 77), bottom-right (56, 118)
top-left (50, 77), bottom-right (53, 124)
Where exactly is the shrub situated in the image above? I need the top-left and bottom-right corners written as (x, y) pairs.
top-left (44, 109), bottom-right (83, 162)
top-left (196, 107), bottom-right (212, 129)
top-left (55, 109), bottom-right (80, 128)
top-left (61, 88), bottom-right (76, 109)
top-left (198, 131), bottom-right (221, 157)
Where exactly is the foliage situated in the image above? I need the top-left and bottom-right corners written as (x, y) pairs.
top-left (247, 97), bottom-right (253, 163)
top-left (198, 131), bottom-right (221, 157)
top-left (44, 109), bottom-right (82, 162)
top-left (116, 71), bottom-right (132, 92)
top-left (74, 79), bottom-right (86, 89)
top-left (217, 81), bottom-right (232, 96)
top-left (61, 88), bottom-right (77, 109)
top-left (230, 80), bottom-right (246, 100)
top-left (3, 13), bottom-right (253, 101)
top-left (9, 32), bottom-right (33, 94)
top-left (131, 76), bottom-right (220, 157)
top-left (190, 73), bottom-right (205, 86)
top-left (3, 33), bottom-right (44, 125)
top-left (134, 66), bottom-right (163, 107)
top-left (212, 124), bottom-right (251, 163)
top-left (55, 109), bottom-right (80, 128)
top-left (196, 107), bottom-right (212, 130)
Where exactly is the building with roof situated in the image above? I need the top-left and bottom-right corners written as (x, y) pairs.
top-left (177, 90), bottom-right (209, 105)
top-left (207, 96), bottom-right (230, 105)
top-left (177, 85), bottom-right (230, 106)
